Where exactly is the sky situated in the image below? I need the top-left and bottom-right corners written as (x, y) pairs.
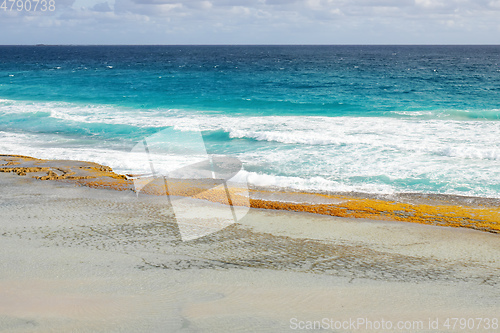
top-left (1, 0), bottom-right (500, 44)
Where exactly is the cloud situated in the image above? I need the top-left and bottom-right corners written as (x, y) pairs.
top-left (92, 1), bottom-right (113, 11)
top-left (0, 0), bottom-right (499, 44)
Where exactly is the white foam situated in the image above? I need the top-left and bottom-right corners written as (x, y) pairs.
top-left (229, 129), bottom-right (344, 145)
top-left (241, 170), bottom-right (396, 195)
top-left (434, 146), bottom-right (500, 161)
top-left (1, 99), bottom-right (499, 198)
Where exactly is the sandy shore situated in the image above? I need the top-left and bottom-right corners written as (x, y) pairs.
top-left (1, 165), bottom-right (500, 332)
top-left (1, 155), bottom-right (499, 234)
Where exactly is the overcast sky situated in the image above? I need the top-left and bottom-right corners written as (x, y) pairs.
top-left (1, 0), bottom-right (500, 44)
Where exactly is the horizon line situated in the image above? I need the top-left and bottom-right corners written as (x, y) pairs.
top-left (1, 43), bottom-right (500, 47)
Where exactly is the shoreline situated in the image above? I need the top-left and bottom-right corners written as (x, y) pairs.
top-left (0, 173), bottom-right (500, 332)
top-left (1, 168), bottom-right (499, 331)
top-left (1, 154), bottom-right (499, 234)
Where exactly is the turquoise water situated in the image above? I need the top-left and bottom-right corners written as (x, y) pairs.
top-left (1, 45), bottom-right (499, 197)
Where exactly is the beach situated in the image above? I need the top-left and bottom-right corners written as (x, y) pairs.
top-left (1, 45), bottom-right (499, 332)
top-left (1, 157), bottom-right (499, 332)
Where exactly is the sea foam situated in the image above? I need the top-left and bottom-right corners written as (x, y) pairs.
top-left (1, 98), bottom-right (499, 198)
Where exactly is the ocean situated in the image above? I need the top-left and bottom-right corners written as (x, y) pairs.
top-left (1, 45), bottom-right (499, 198)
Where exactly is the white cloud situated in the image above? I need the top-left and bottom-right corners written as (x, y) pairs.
top-left (92, 1), bottom-right (113, 11)
top-left (0, 0), bottom-right (499, 44)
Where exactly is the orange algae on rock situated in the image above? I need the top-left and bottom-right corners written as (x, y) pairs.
top-left (0, 155), bottom-right (132, 189)
top-left (1, 154), bottom-right (499, 234)
top-left (248, 195), bottom-right (499, 233)
top-left (136, 177), bottom-right (250, 207)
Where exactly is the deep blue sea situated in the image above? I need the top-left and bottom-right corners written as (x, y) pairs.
top-left (1, 45), bottom-right (499, 197)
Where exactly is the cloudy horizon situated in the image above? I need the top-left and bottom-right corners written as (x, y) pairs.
top-left (1, 0), bottom-right (500, 45)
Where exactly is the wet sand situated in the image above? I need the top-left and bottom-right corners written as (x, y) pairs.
top-left (1, 156), bottom-right (500, 332)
